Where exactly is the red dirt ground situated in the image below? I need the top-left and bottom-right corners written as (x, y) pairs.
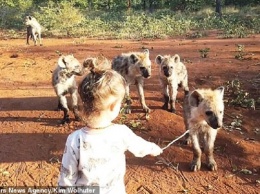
top-left (0, 33), bottom-right (259, 193)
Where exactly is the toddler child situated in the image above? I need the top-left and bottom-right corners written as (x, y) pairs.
top-left (58, 69), bottom-right (162, 193)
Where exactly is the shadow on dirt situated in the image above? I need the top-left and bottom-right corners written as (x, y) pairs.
top-left (0, 97), bottom-right (57, 111)
top-left (0, 133), bottom-right (68, 163)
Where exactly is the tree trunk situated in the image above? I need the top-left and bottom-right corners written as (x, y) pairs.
top-left (88, 0), bottom-right (92, 10)
top-left (149, 0), bottom-right (154, 13)
top-left (215, 0), bottom-right (222, 17)
top-left (107, 0), bottom-right (111, 10)
top-left (143, 0), bottom-right (146, 10)
top-left (127, 0), bottom-right (131, 10)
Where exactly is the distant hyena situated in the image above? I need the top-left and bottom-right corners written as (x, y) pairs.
top-left (112, 49), bottom-right (151, 114)
top-left (183, 86), bottom-right (225, 171)
top-left (52, 54), bottom-right (84, 124)
top-left (25, 16), bottom-right (42, 46)
top-left (155, 54), bottom-right (189, 113)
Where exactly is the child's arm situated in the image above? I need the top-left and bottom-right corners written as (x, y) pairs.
top-left (58, 135), bottom-right (79, 186)
top-left (123, 126), bottom-right (162, 157)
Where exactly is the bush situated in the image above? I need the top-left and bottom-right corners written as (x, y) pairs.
top-left (34, 1), bottom-right (85, 37)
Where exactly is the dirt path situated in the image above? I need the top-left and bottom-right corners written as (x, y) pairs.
top-left (0, 35), bottom-right (259, 193)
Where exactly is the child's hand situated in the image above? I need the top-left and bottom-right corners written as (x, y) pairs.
top-left (150, 144), bottom-right (163, 156)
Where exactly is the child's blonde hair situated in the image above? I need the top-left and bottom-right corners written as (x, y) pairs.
top-left (78, 69), bottom-right (126, 117)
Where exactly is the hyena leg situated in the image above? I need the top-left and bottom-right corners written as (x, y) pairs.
top-left (168, 84), bottom-right (178, 113)
top-left (57, 100), bottom-right (63, 111)
top-left (191, 134), bottom-right (202, 171)
top-left (26, 28), bottom-right (31, 45)
top-left (71, 89), bottom-right (81, 121)
top-left (58, 95), bottom-right (70, 124)
top-left (182, 79), bottom-right (189, 95)
top-left (183, 94), bottom-right (191, 144)
top-left (162, 85), bottom-right (169, 110)
top-left (31, 29), bottom-right (37, 46)
top-left (32, 34), bottom-right (37, 46)
top-left (124, 85), bottom-right (132, 114)
top-left (136, 78), bottom-right (150, 113)
top-left (204, 130), bottom-right (218, 171)
top-left (38, 31), bottom-right (43, 46)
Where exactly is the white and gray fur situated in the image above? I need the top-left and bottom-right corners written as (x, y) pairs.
top-left (25, 16), bottom-right (42, 46)
top-left (52, 54), bottom-right (84, 124)
top-left (183, 86), bottom-right (225, 171)
top-left (112, 49), bottom-right (152, 114)
top-left (155, 54), bottom-right (189, 113)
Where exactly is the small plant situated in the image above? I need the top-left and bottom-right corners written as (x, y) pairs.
top-left (187, 31), bottom-right (205, 39)
top-left (225, 79), bottom-right (255, 109)
top-left (234, 44), bottom-right (246, 60)
top-left (73, 37), bottom-right (86, 45)
top-left (199, 48), bottom-right (210, 58)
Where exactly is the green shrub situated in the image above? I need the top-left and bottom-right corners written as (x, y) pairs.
top-left (34, 1), bottom-right (85, 37)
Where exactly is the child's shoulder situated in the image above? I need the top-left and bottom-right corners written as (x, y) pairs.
top-left (66, 128), bottom-right (84, 141)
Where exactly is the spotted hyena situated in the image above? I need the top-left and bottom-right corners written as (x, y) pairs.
top-left (52, 54), bottom-right (84, 124)
top-left (112, 49), bottom-right (151, 114)
top-left (183, 86), bottom-right (225, 171)
top-left (25, 16), bottom-right (42, 46)
top-left (155, 54), bottom-right (189, 113)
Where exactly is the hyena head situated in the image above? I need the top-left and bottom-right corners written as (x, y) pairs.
top-left (155, 54), bottom-right (180, 78)
top-left (129, 49), bottom-right (151, 78)
top-left (25, 16), bottom-right (36, 27)
top-left (189, 86), bottom-right (225, 129)
top-left (58, 54), bottom-right (83, 76)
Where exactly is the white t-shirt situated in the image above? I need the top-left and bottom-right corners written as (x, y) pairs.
top-left (58, 124), bottom-right (159, 194)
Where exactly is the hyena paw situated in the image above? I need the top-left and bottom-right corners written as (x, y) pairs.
top-left (183, 136), bottom-right (191, 145)
top-left (143, 106), bottom-right (151, 113)
top-left (125, 107), bottom-right (131, 114)
top-left (162, 103), bottom-right (168, 110)
top-left (169, 108), bottom-right (176, 113)
top-left (190, 160), bottom-right (201, 172)
top-left (60, 117), bottom-right (70, 125)
top-left (207, 159), bottom-right (217, 171)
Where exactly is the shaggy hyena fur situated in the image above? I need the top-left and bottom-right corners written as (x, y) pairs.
top-left (183, 86), bottom-right (225, 171)
top-left (52, 54), bottom-right (84, 124)
top-left (112, 49), bottom-right (152, 113)
top-left (155, 54), bottom-right (189, 113)
top-left (25, 16), bottom-right (42, 46)
top-left (83, 56), bottom-right (111, 72)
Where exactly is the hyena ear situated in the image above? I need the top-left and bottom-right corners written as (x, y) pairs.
top-left (83, 58), bottom-right (97, 71)
top-left (58, 55), bottom-right (67, 68)
top-left (216, 86), bottom-right (225, 99)
top-left (155, 55), bottom-right (163, 65)
top-left (189, 90), bottom-right (203, 107)
top-left (143, 49), bottom-right (149, 56)
top-left (172, 54), bottom-right (180, 63)
top-left (130, 54), bottom-right (139, 64)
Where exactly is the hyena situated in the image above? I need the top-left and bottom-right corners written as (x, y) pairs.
top-left (183, 86), bottom-right (225, 171)
top-left (155, 54), bottom-right (189, 113)
top-left (25, 16), bottom-right (42, 46)
top-left (112, 49), bottom-right (151, 114)
top-left (52, 54), bottom-right (84, 124)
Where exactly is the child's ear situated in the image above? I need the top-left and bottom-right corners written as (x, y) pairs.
top-left (110, 100), bottom-right (118, 111)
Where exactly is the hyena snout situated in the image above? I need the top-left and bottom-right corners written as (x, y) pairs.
top-left (73, 66), bottom-right (84, 76)
top-left (206, 111), bottom-right (222, 129)
top-left (162, 66), bottom-right (173, 77)
top-left (140, 67), bottom-right (151, 78)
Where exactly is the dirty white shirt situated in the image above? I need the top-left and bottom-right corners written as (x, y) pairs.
top-left (58, 124), bottom-right (159, 194)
